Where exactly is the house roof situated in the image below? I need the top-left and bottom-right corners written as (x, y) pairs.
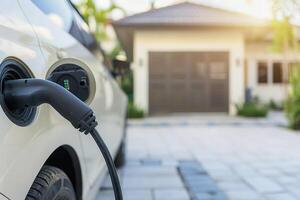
top-left (113, 2), bottom-right (267, 27)
top-left (113, 2), bottom-right (269, 62)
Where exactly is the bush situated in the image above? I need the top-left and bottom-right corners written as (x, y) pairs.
top-left (285, 66), bottom-right (300, 129)
top-left (269, 100), bottom-right (283, 111)
top-left (121, 70), bottom-right (133, 102)
top-left (128, 103), bottom-right (144, 119)
top-left (237, 102), bottom-right (268, 117)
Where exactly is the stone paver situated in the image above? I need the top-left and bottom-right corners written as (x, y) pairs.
top-left (265, 193), bottom-right (298, 200)
top-left (178, 161), bottom-right (227, 200)
top-left (244, 177), bottom-right (283, 193)
top-left (97, 113), bottom-right (300, 200)
top-left (122, 166), bottom-right (178, 176)
top-left (154, 189), bottom-right (190, 200)
top-left (97, 189), bottom-right (153, 200)
top-left (123, 190), bottom-right (153, 200)
top-left (123, 175), bottom-right (184, 189)
top-left (225, 190), bottom-right (263, 200)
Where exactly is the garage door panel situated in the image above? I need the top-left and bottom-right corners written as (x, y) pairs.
top-left (170, 83), bottom-right (187, 102)
top-left (169, 53), bottom-right (188, 78)
top-left (149, 53), bottom-right (168, 77)
top-left (149, 84), bottom-right (169, 113)
top-left (151, 74), bottom-right (167, 79)
top-left (191, 62), bottom-right (207, 78)
top-left (150, 83), bottom-right (167, 98)
top-left (149, 51), bottom-right (229, 114)
top-left (209, 62), bottom-right (228, 80)
top-left (209, 81), bottom-right (228, 111)
top-left (210, 98), bottom-right (227, 111)
top-left (190, 84), bottom-right (209, 112)
top-left (207, 52), bottom-right (228, 61)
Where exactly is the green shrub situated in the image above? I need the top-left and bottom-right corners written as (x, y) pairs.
top-left (285, 66), bottom-right (300, 129)
top-left (121, 70), bottom-right (133, 102)
top-left (128, 103), bottom-right (144, 119)
top-left (269, 100), bottom-right (283, 111)
top-left (237, 102), bottom-right (268, 117)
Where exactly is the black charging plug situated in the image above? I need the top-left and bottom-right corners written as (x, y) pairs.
top-left (4, 79), bottom-right (96, 134)
top-left (3, 78), bottom-right (123, 200)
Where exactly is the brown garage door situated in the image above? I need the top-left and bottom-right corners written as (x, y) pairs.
top-left (149, 51), bottom-right (229, 114)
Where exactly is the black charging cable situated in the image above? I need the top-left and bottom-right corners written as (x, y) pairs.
top-left (90, 129), bottom-right (123, 200)
top-left (3, 78), bottom-right (123, 200)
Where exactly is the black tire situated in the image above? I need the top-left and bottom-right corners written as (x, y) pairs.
top-left (114, 140), bottom-right (126, 168)
top-left (26, 165), bottom-right (76, 200)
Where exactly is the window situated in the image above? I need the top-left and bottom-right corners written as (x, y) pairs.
top-left (273, 62), bottom-right (283, 83)
top-left (31, 0), bottom-right (111, 68)
top-left (209, 62), bottom-right (227, 80)
top-left (257, 62), bottom-right (268, 83)
top-left (31, 0), bottom-right (73, 32)
top-left (31, 1), bottom-right (95, 51)
top-left (31, 0), bottom-right (88, 49)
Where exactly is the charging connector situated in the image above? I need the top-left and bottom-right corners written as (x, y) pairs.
top-left (3, 78), bottom-right (123, 200)
top-left (4, 79), bottom-right (96, 133)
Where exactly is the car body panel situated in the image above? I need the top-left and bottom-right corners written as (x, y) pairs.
top-left (0, 0), bottom-right (127, 199)
top-left (0, 1), bottom-right (87, 199)
top-left (0, 193), bottom-right (8, 200)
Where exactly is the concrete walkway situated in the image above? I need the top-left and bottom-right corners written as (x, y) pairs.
top-left (98, 112), bottom-right (300, 200)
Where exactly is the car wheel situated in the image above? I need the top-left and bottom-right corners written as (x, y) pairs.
top-left (26, 165), bottom-right (76, 200)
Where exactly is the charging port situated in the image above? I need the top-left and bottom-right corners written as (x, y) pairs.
top-left (0, 58), bottom-right (36, 126)
top-left (48, 64), bottom-right (90, 102)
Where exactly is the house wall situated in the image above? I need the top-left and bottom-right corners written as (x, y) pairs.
top-left (132, 29), bottom-right (245, 115)
top-left (245, 42), bottom-right (300, 104)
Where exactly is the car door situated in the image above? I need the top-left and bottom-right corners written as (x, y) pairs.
top-left (18, 0), bottom-right (127, 196)
top-left (0, 0), bottom-right (45, 197)
top-left (0, 0), bottom-right (85, 199)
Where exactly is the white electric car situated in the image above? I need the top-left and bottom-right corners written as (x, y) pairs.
top-left (0, 0), bottom-right (127, 199)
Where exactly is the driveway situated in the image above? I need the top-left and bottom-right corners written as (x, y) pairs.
top-left (98, 112), bottom-right (300, 200)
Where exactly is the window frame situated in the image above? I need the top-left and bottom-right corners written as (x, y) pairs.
top-left (257, 61), bottom-right (268, 84)
top-left (31, 0), bottom-right (74, 32)
top-left (30, 0), bottom-right (112, 69)
top-left (272, 61), bottom-right (284, 84)
top-left (67, 1), bottom-right (113, 69)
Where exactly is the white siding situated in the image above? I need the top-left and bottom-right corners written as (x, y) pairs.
top-left (246, 42), bottom-right (300, 104)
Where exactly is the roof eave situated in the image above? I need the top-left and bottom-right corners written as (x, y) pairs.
top-left (113, 23), bottom-right (273, 62)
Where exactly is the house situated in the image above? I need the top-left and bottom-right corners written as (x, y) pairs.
top-left (113, 2), bottom-right (300, 115)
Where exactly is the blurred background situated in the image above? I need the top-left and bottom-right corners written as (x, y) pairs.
top-left (71, 0), bottom-right (300, 121)
top-left (72, 1), bottom-right (300, 200)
